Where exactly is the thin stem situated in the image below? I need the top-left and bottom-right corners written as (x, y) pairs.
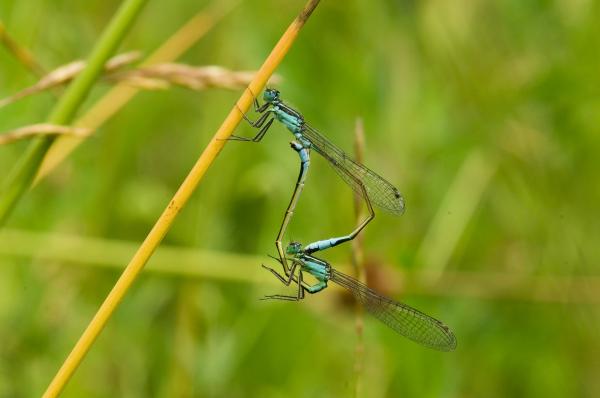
top-left (41, 1), bottom-right (321, 396)
top-left (0, 0), bottom-right (149, 226)
top-left (0, 20), bottom-right (46, 76)
top-left (351, 118), bottom-right (366, 398)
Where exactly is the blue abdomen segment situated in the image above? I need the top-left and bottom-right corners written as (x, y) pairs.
top-left (290, 141), bottom-right (310, 164)
top-left (304, 237), bottom-right (347, 254)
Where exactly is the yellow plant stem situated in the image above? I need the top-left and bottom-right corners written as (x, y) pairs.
top-left (42, 1), bottom-right (321, 397)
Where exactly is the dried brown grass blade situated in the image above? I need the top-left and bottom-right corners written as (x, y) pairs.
top-left (0, 124), bottom-right (91, 145)
top-left (109, 64), bottom-right (279, 91)
top-left (0, 51), bottom-right (141, 108)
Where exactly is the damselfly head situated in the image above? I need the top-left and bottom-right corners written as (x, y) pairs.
top-left (263, 88), bottom-right (280, 103)
top-left (286, 241), bottom-right (302, 255)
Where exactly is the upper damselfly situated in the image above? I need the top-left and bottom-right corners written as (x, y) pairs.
top-left (232, 88), bottom-right (405, 215)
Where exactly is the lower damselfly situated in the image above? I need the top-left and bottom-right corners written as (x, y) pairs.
top-left (262, 241), bottom-right (457, 352)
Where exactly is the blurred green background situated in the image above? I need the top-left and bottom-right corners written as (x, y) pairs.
top-left (1, 0), bottom-right (599, 396)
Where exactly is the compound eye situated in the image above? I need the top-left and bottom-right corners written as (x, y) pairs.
top-left (263, 89), bottom-right (276, 102)
top-left (285, 241), bottom-right (302, 254)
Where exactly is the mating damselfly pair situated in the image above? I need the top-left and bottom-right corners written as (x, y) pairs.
top-left (231, 88), bottom-right (456, 351)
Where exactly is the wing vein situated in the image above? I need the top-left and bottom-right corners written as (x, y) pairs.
top-left (301, 123), bottom-right (405, 215)
top-left (330, 268), bottom-right (456, 351)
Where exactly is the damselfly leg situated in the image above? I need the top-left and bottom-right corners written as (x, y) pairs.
top-left (302, 175), bottom-right (374, 255)
top-left (229, 87), bottom-right (275, 141)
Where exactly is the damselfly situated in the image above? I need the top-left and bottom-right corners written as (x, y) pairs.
top-left (263, 241), bottom-right (457, 352)
top-left (233, 88), bottom-right (404, 215)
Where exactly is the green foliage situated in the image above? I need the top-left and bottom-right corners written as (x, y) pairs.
top-left (1, 0), bottom-right (599, 396)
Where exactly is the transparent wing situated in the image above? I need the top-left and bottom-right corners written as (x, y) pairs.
top-left (330, 268), bottom-right (456, 351)
top-left (301, 123), bottom-right (405, 215)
